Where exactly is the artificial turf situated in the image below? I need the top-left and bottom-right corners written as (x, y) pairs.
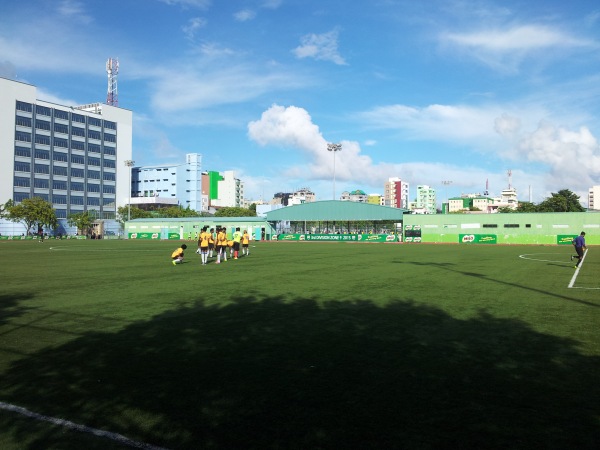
top-left (0, 240), bottom-right (598, 449)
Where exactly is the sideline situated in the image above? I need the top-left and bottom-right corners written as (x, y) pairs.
top-left (568, 249), bottom-right (588, 289)
top-left (0, 401), bottom-right (169, 450)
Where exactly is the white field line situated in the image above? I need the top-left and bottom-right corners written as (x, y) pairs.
top-left (568, 249), bottom-right (588, 289)
top-left (0, 401), bottom-right (169, 450)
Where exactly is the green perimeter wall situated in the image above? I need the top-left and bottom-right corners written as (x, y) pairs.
top-left (124, 217), bottom-right (276, 240)
top-left (403, 212), bottom-right (600, 245)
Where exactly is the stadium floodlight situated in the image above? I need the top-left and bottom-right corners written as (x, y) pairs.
top-left (327, 143), bottom-right (342, 200)
top-left (124, 160), bottom-right (135, 222)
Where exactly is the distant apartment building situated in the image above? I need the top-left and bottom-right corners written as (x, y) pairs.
top-left (367, 194), bottom-right (383, 205)
top-left (340, 189), bottom-right (368, 202)
top-left (132, 153), bottom-right (204, 211)
top-left (415, 185), bottom-right (437, 214)
top-left (589, 185), bottom-right (600, 210)
top-left (448, 196), bottom-right (495, 213)
top-left (384, 177), bottom-right (409, 208)
top-left (271, 188), bottom-right (315, 206)
top-left (203, 170), bottom-right (244, 209)
top-left (0, 77), bottom-right (132, 235)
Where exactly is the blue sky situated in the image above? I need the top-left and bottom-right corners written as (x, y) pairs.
top-left (2, 0), bottom-right (600, 205)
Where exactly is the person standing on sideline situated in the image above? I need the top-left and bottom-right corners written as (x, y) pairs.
top-left (171, 244), bottom-right (187, 265)
top-left (571, 231), bottom-right (587, 268)
top-left (242, 229), bottom-right (250, 256)
top-left (199, 226), bottom-right (210, 265)
top-left (232, 227), bottom-right (242, 259)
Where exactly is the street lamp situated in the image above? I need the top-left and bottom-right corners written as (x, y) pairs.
top-left (327, 142), bottom-right (342, 200)
top-left (124, 159), bottom-right (135, 222)
top-left (442, 180), bottom-right (452, 213)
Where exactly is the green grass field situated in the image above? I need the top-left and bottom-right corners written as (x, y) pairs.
top-left (0, 240), bottom-right (599, 449)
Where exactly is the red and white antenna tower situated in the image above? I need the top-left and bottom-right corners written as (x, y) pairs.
top-left (106, 57), bottom-right (119, 107)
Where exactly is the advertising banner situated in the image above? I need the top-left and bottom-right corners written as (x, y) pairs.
top-left (459, 234), bottom-right (497, 244)
top-left (276, 234), bottom-right (398, 242)
top-left (557, 235), bottom-right (577, 245)
top-left (129, 232), bottom-right (160, 240)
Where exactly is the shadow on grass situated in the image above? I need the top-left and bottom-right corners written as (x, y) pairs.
top-left (0, 293), bottom-right (36, 326)
top-left (1, 296), bottom-right (599, 449)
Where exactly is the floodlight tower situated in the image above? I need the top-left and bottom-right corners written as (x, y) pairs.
top-left (106, 58), bottom-right (119, 107)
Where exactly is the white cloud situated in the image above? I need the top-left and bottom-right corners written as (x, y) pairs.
top-left (158, 0), bottom-right (211, 9)
top-left (182, 17), bottom-right (207, 40)
top-left (57, 0), bottom-right (92, 23)
top-left (293, 29), bottom-right (347, 65)
top-left (261, 0), bottom-right (282, 9)
top-left (441, 24), bottom-right (595, 72)
top-left (234, 9), bottom-right (256, 22)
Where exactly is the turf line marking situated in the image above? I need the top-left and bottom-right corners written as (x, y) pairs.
top-left (0, 401), bottom-right (169, 450)
top-left (568, 249), bottom-right (588, 289)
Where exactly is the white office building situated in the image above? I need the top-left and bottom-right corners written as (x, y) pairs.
top-left (589, 185), bottom-right (600, 210)
top-left (132, 153), bottom-right (205, 212)
top-left (0, 77), bottom-right (132, 235)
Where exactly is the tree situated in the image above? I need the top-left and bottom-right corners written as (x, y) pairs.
top-left (537, 189), bottom-right (585, 212)
top-left (67, 211), bottom-right (95, 236)
top-left (0, 199), bottom-right (14, 218)
top-left (214, 207), bottom-right (256, 217)
top-left (6, 197), bottom-right (57, 235)
top-left (516, 202), bottom-right (538, 213)
top-left (116, 206), bottom-right (153, 224)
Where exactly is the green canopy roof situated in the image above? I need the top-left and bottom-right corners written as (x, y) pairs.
top-left (265, 201), bottom-right (406, 221)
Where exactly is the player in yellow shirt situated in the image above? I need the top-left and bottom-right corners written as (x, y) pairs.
top-left (241, 229), bottom-right (250, 256)
top-left (208, 228), bottom-right (216, 258)
top-left (232, 227), bottom-right (242, 259)
top-left (171, 244), bottom-right (187, 265)
top-left (216, 227), bottom-right (228, 264)
top-left (199, 226), bottom-right (210, 265)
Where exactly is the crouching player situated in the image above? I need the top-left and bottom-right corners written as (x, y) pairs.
top-left (172, 244), bottom-right (187, 265)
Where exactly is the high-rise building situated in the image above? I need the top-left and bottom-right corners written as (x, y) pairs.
top-left (132, 153), bottom-right (204, 211)
top-left (416, 185), bottom-right (437, 214)
top-left (205, 170), bottom-right (244, 208)
top-left (384, 177), bottom-right (409, 208)
top-left (0, 77), bottom-right (132, 235)
top-left (589, 185), bottom-right (600, 210)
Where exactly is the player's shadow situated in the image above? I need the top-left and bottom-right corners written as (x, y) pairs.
top-left (1, 296), bottom-right (599, 449)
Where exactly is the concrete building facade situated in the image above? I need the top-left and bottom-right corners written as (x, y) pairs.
top-left (384, 177), bottom-right (410, 209)
top-left (0, 77), bottom-right (132, 235)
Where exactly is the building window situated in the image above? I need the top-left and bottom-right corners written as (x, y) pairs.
top-left (103, 197), bottom-right (115, 206)
top-left (71, 168), bottom-right (85, 178)
top-left (504, 224), bottom-right (520, 228)
top-left (54, 109), bottom-right (69, 120)
top-left (71, 140), bottom-right (85, 151)
top-left (88, 143), bottom-right (101, 153)
top-left (35, 105), bottom-right (51, 116)
top-left (103, 172), bottom-right (115, 181)
top-left (34, 149), bottom-right (50, 160)
top-left (88, 117), bottom-right (101, 127)
top-left (15, 146), bottom-right (31, 157)
top-left (35, 120), bottom-right (51, 131)
top-left (53, 138), bottom-right (68, 148)
top-left (34, 178), bottom-right (49, 189)
top-left (71, 196), bottom-right (84, 205)
top-left (72, 113), bottom-right (86, 124)
top-left (87, 183), bottom-right (100, 193)
top-left (54, 123), bottom-right (69, 134)
top-left (53, 194), bottom-right (67, 204)
top-left (103, 159), bottom-right (115, 169)
top-left (103, 120), bottom-right (116, 130)
top-left (71, 155), bottom-right (85, 165)
top-left (14, 192), bottom-right (30, 202)
top-left (87, 197), bottom-right (100, 206)
top-left (482, 224), bottom-right (498, 228)
top-left (15, 131), bottom-right (32, 142)
top-left (55, 209), bottom-right (67, 219)
top-left (35, 135), bottom-right (51, 146)
top-left (72, 127), bottom-right (85, 137)
top-left (88, 170), bottom-right (101, 179)
top-left (34, 164), bottom-right (49, 174)
top-left (104, 146), bottom-right (116, 156)
top-left (88, 130), bottom-right (101, 140)
top-left (103, 133), bottom-right (116, 143)
top-left (53, 166), bottom-right (68, 176)
top-left (103, 185), bottom-right (115, 194)
top-left (16, 117), bottom-right (32, 127)
top-left (88, 157), bottom-right (101, 167)
top-left (16, 101), bottom-right (32, 112)
top-left (14, 176), bottom-right (30, 188)
top-left (53, 180), bottom-right (68, 190)
top-left (33, 193), bottom-right (49, 202)
top-left (70, 182), bottom-right (84, 191)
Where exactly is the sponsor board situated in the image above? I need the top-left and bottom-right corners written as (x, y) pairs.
top-left (276, 234), bottom-right (398, 242)
top-left (128, 232), bottom-right (160, 240)
top-left (459, 234), bottom-right (497, 244)
top-left (557, 235), bottom-right (577, 245)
